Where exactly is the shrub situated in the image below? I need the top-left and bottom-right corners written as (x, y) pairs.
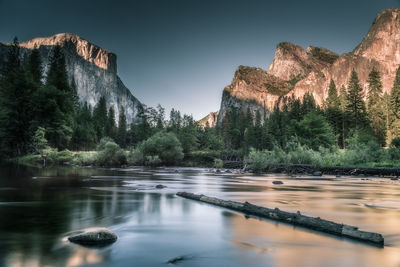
top-left (390, 137), bottom-right (400, 148)
top-left (131, 131), bottom-right (184, 166)
top-left (245, 147), bottom-right (287, 172)
top-left (185, 150), bottom-right (221, 166)
top-left (214, 158), bottom-right (223, 168)
top-left (144, 155), bottom-right (161, 166)
top-left (96, 139), bottom-right (127, 166)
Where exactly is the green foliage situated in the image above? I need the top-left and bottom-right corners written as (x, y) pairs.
top-left (185, 150), bottom-right (221, 166)
top-left (346, 69), bottom-right (368, 129)
top-left (324, 80), bottom-right (342, 146)
top-left (93, 96), bottom-right (108, 139)
top-left (0, 38), bottom-right (37, 155)
top-left (71, 102), bottom-right (97, 150)
top-left (214, 158), bottom-right (223, 168)
top-left (289, 111), bottom-right (336, 150)
top-left (105, 106), bottom-right (116, 140)
top-left (96, 138), bottom-right (127, 166)
top-left (132, 131), bottom-right (184, 166)
top-left (390, 137), bottom-right (400, 148)
top-left (366, 68), bottom-right (386, 145)
top-left (245, 146), bottom-right (288, 172)
top-left (117, 106), bottom-right (127, 147)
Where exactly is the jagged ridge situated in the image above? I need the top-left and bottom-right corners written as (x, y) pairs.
top-left (217, 8), bottom-right (400, 125)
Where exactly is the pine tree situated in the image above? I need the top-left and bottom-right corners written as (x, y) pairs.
top-left (390, 67), bottom-right (400, 140)
top-left (35, 45), bottom-right (74, 149)
top-left (367, 67), bottom-right (386, 145)
top-left (105, 106), bottom-right (116, 139)
top-left (324, 80), bottom-right (341, 145)
top-left (93, 96), bottom-right (108, 139)
top-left (117, 106), bottom-right (127, 147)
top-left (339, 85), bottom-right (348, 148)
top-left (390, 67), bottom-right (400, 119)
top-left (0, 37), bottom-right (37, 155)
top-left (346, 69), bottom-right (368, 130)
top-left (27, 47), bottom-right (43, 86)
top-left (46, 46), bottom-right (70, 92)
top-left (71, 102), bottom-right (96, 150)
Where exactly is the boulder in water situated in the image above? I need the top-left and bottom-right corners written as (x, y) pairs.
top-left (272, 180), bottom-right (284, 185)
top-left (68, 227), bottom-right (117, 245)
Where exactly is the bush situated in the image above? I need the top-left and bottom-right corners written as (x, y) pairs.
top-left (96, 138), bottom-right (127, 166)
top-left (185, 150), bottom-right (221, 166)
top-left (130, 131), bottom-right (184, 166)
top-left (97, 137), bottom-right (115, 150)
top-left (245, 147), bottom-right (287, 172)
top-left (285, 141), bottom-right (322, 166)
top-left (390, 137), bottom-right (400, 148)
top-left (214, 158), bottom-right (223, 168)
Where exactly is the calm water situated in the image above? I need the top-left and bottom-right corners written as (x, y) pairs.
top-left (0, 165), bottom-right (399, 267)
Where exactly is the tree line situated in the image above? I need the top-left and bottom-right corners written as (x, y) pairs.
top-left (220, 68), bottom-right (400, 158)
top-left (1, 37), bottom-right (400, 167)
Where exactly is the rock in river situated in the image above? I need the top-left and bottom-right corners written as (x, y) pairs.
top-left (272, 180), bottom-right (284, 185)
top-left (68, 227), bottom-right (117, 245)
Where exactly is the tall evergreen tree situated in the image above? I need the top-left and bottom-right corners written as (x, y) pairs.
top-left (93, 96), bottom-right (108, 139)
top-left (0, 37), bottom-right (37, 155)
top-left (367, 67), bottom-right (386, 145)
top-left (390, 67), bottom-right (400, 140)
top-left (105, 106), bottom-right (116, 139)
top-left (339, 85), bottom-right (348, 148)
top-left (346, 69), bottom-right (368, 130)
top-left (390, 67), bottom-right (400, 119)
top-left (324, 80), bottom-right (341, 144)
top-left (117, 106), bottom-right (127, 147)
top-left (27, 47), bottom-right (43, 86)
top-left (71, 102), bottom-right (96, 150)
top-left (34, 45), bottom-right (74, 149)
top-left (46, 46), bottom-right (70, 92)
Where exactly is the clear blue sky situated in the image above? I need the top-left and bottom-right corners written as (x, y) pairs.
top-left (1, 0), bottom-right (399, 119)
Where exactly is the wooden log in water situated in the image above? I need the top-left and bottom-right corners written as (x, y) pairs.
top-left (176, 192), bottom-right (384, 246)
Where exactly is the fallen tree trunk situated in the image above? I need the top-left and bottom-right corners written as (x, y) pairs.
top-left (176, 192), bottom-right (384, 246)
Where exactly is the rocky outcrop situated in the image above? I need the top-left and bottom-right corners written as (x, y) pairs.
top-left (199, 111), bottom-right (219, 127)
top-left (217, 8), bottom-right (400, 125)
top-left (0, 33), bottom-right (141, 123)
top-left (68, 227), bottom-right (117, 245)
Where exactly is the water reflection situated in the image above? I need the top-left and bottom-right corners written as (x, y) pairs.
top-left (0, 165), bottom-right (399, 266)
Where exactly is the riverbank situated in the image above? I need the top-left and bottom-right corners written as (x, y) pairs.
top-left (14, 151), bottom-right (400, 179)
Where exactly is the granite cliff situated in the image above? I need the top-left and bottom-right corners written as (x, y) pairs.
top-left (0, 33), bottom-right (141, 123)
top-left (217, 8), bottom-right (400, 125)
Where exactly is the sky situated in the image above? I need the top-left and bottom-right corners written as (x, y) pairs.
top-left (1, 0), bottom-right (400, 119)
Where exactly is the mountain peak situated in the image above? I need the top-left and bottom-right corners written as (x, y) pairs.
top-left (19, 33), bottom-right (115, 71)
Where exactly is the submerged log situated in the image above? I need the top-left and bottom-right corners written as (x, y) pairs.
top-left (176, 192), bottom-right (384, 246)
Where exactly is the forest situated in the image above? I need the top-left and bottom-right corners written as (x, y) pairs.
top-left (1, 39), bottom-right (400, 169)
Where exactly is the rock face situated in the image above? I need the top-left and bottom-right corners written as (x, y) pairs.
top-left (199, 111), bottom-right (219, 127)
top-left (217, 8), bottom-right (400, 125)
top-left (0, 33), bottom-right (141, 123)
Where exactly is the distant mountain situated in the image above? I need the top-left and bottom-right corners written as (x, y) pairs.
top-left (199, 111), bottom-right (219, 127)
top-left (217, 8), bottom-right (400, 125)
top-left (0, 33), bottom-right (141, 123)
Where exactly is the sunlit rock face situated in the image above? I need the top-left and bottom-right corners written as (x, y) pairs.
top-left (0, 33), bottom-right (141, 123)
top-left (199, 111), bottom-right (219, 127)
top-left (217, 8), bottom-right (400, 125)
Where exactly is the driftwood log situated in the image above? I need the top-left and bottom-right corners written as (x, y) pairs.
top-left (176, 192), bottom-right (384, 246)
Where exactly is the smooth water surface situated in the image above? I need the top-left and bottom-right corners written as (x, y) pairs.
top-left (0, 165), bottom-right (399, 267)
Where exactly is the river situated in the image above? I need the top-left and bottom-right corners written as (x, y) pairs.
top-left (0, 164), bottom-right (399, 267)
